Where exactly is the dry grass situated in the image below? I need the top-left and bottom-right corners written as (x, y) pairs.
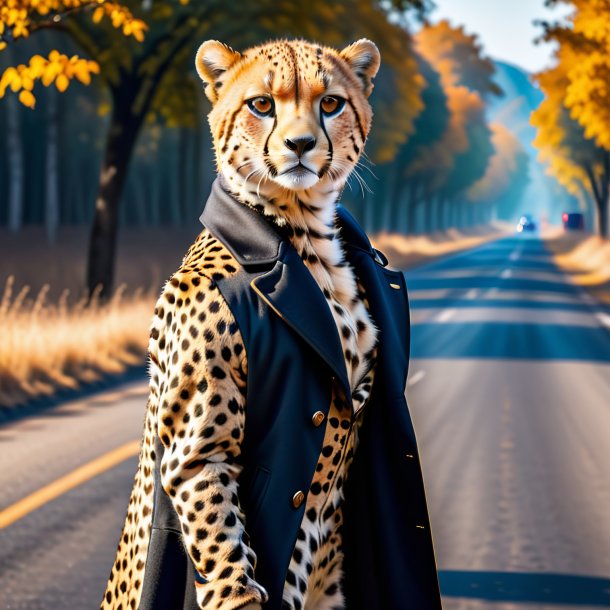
top-left (370, 222), bottom-right (510, 269)
top-left (544, 230), bottom-right (610, 304)
top-left (0, 275), bottom-right (156, 409)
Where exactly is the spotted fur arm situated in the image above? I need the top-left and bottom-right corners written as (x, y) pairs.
top-left (154, 270), bottom-right (268, 609)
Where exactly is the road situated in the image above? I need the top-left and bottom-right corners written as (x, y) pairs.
top-left (1, 235), bottom-right (609, 609)
top-left (406, 236), bottom-right (610, 610)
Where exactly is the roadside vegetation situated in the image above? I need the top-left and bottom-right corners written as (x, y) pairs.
top-left (0, 275), bottom-right (153, 410)
top-left (544, 232), bottom-right (610, 304)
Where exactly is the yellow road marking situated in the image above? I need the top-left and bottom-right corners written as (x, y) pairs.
top-left (0, 440), bottom-right (140, 529)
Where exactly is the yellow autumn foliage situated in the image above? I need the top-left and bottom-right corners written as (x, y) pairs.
top-left (532, 54), bottom-right (588, 197)
top-left (0, 0), bottom-right (146, 107)
top-left (541, 0), bottom-right (610, 151)
top-left (18, 89), bottom-right (35, 108)
top-left (532, 3), bottom-right (610, 199)
top-left (0, 52), bottom-right (100, 107)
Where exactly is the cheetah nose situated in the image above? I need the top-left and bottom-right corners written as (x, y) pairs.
top-left (284, 135), bottom-right (316, 157)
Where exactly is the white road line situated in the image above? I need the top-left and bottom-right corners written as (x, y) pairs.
top-left (423, 307), bottom-right (599, 327)
top-left (434, 308), bottom-right (457, 323)
top-left (509, 250), bottom-right (521, 261)
top-left (501, 268), bottom-right (513, 279)
top-left (407, 370), bottom-right (426, 387)
top-left (596, 312), bottom-right (610, 329)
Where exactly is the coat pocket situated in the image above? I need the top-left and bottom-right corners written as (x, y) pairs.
top-left (241, 465), bottom-right (271, 526)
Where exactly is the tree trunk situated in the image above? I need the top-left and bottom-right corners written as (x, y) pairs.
top-left (178, 126), bottom-right (190, 225)
top-left (45, 87), bottom-right (60, 245)
top-left (599, 191), bottom-right (609, 237)
top-left (406, 185), bottom-right (423, 235)
top-left (438, 198), bottom-right (446, 230)
top-left (382, 164), bottom-right (404, 233)
top-left (451, 201), bottom-right (459, 228)
top-left (467, 203), bottom-right (474, 227)
top-left (588, 182), bottom-right (608, 236)
top-left (86, 96), bottom-right (141, 300)
top-left (424, 195), bottom-right (437, 233)
top-left (406, 198), bottom-right (416, 234)
top-left (585, 157), bottom-right (610, 237)
top-left (6, 93), bottom-right (24, 233)
top-left (601, 156), bottom-right (610, 237)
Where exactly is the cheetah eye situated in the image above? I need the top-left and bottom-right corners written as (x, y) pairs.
top-left (320, 96), bottom-right (345, 117)
top-left (246, 96), bottom-right (275, 118)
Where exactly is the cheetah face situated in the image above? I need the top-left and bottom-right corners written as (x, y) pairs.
top-left (196, 38), bottom-right (380, 196)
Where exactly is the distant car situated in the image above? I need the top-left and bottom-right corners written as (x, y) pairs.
top-left (562, 212), bottom-right (584, 231)
top-left (517, 214), bottom-right (537, 233)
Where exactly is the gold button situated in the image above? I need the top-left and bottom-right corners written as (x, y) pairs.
top-left (312, 411), bottom-right (325, 427)
top-left (405, 453), bottom-right (415, 459)
top-left (292, 490), bottom-right (305, 508)
top-left (390, 283), bottom-right (401, 290)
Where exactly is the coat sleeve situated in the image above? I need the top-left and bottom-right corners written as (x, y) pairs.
top-left (152, 269), bottom-right (268, 610)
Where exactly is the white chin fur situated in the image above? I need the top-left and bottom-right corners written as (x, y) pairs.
top-left (273, 171), bottom-right (320, 190)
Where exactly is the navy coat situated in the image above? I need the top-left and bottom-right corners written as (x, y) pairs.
top-left (139, 178), bottom-right (443, 609)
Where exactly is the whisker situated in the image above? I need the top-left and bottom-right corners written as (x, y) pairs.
top-left (360, 149), bottom-right (375, 165)
top-left (256, 170), bottom-right (268, 199)
top-left (242, 167), bottom-right (260, 187)
top-left (354, 160), bottom-right (379, 180)
top-left (355, 169), bottom-right (373, 195)
top-left (236, 159), bottom-right (255, 172)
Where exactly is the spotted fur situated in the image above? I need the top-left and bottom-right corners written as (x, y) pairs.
top-left (102, 37), bottom-right (381, 610)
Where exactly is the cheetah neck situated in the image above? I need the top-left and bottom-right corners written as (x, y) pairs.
top-left (219, 166), bottom-right (352, 299)
top-left (218, 167), bottom-right (378, 395)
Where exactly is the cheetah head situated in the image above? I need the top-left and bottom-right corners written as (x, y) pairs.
top-left (196, 38), bottom-right (380, 203)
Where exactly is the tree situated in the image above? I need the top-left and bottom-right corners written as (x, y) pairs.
top-left (403, 20), bottom-right (498, 231)
top-left (4, 46), bottom-right (24, 232)
top-left (81, 0), bottom-right (429, 299)
top-left (413, 19), bottom-right (501, 98)
top-left (535, 0), bottom-right (610, 234)
top-left (373, 55), bottom-right (450, 232)
top-left (532, 31), bottom-right (610, 235)
top-left (2, 0), bottom-right (432, 298)
top-left (467, 123), bottom-right (530, 222)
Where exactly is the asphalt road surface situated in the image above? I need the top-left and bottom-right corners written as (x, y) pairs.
top-left (1, 235), bottom-right (609, 610)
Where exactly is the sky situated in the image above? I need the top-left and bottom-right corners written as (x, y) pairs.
top-left (429, 0), bottom-right (573, 73)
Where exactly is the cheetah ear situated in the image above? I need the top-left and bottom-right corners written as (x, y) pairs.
top-left (195, 40), bottom-right (241, 103)
top-left (339, 39), bottom-right (381, 98)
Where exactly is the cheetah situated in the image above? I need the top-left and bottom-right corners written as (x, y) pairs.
top-left (101, 37), bottom-right (381, 610)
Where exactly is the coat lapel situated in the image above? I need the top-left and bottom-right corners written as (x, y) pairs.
top-left (336, 203), bottom-right (416, 443)
top-left (250, 245), bottom-right (351, 399)
top-left (200, 177), bottom-right (351, 402)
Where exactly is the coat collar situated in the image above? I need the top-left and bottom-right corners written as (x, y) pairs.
top-left (199, 176), bottom-right (383, 403)
top-left (200, 175), bottom-right (382, 267)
